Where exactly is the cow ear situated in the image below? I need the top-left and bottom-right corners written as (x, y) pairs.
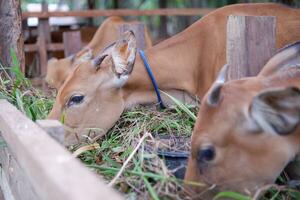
top-left (76, 48), bottom-right (93, 62)
top-left (249, 87), bottom-right (300, 136)
top-left (259, 41), bottom-right (300, 77)
top-left (111, 31), bottom-right (137, 79)
top-left (206, 64), bottom-right (229, 106)
top-left (47, 57), bottom-right (58, 64)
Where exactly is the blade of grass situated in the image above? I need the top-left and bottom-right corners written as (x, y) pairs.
top-left (108, 132), bottom-right (150, 187)
top-left (213, 191), bottom-right (251, 200)
top-left (160, 90), bottom-right (197, 121)
top-left (133, 158), bottom-right (160, 200)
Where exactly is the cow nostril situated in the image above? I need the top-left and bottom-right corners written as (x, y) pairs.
top-left (197, 145), bottom-right (215, 164)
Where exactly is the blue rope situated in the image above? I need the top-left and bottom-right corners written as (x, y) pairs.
top-left (138, 50), bottom-right (165, 109)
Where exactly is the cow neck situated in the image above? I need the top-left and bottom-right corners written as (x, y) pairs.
top-left (122, 19), bottom-right (216, 107)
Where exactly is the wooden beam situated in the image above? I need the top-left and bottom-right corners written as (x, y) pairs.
top-left (24, 44), bottom-right (38, 52)
top-left (22, 8), bottom-right (214, 19)
top-left (119, 23), bottom-right (146, 50)
top-left (36, 120), bottom-right (64, 145)
top-left (63, 31), bottom-right (83, 57)
top-left (0, 143), bottom-right (39, 200)
top-left (0, 100), bottom-right (123, 200)
top-left (48, 43), bottom-right (65, 51)
top-left (0, 0), bottom-right (25, 73)
top-left (37, 2), bottom-right (51, 77)
top-left (226, 15), bottom-right (276, 80)
top-left (25, 43), bottom-right (64, 53)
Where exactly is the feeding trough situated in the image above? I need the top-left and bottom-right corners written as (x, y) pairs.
top-left (145, 134), bottom-right (190, 179)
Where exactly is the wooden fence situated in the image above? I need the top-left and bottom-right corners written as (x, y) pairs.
top-left (22, 8), bottom-right (214, 18)
top-left (22, 3), bottom-right (215, 85)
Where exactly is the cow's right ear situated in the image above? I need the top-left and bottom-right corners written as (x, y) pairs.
top-left (249, 87), bottom-right (300, 136)
top-left (259, 41), bottom-right (300, 77)
top-left (76, 48), bottom-right (93, 62)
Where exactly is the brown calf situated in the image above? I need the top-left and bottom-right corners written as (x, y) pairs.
top-left (185, 42), bottom-right (300, 197)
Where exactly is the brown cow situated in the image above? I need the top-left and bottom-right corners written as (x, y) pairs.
top-left (185, 41), bottom-right (300, 198)
top-left (48, 3), bottom-right (300, 142)
top-left (45, 16), bottom-right (153, 89)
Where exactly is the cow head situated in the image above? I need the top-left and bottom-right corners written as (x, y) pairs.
top-left (185, 43), bottom-right (300, 197)
top-left (48, 31), bottom-right (137, 141)
top-left (45, 48), bottom-right (93, 90)
top-left (185, 81), bottom-right (300, 195)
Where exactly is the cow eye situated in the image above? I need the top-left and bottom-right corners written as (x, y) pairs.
top-left (197, 145), bottom-right (215, 163)
top-left (67, 95), bottom-right (84, 107)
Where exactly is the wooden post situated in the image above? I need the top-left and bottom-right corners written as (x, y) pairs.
top-left (0, 100), bottom-right (123, 200)
top-left (37, 2), bottom-right (51, 77)
top-left (0, 0), bottom-right (25, 74)
top-left (118, 23), bottom-right (146, 50)
top-left (159, 0), bottom-right (168, 38)
top-left (226, 15), bottom-right (276, 80)
top-left (63, 31), bottom-right (83, 57)
top-left (0, 144), bottom-right (39, 200)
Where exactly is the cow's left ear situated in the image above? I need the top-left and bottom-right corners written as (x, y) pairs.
top-left (111, 30), bottom-right (137, 79)
top-left (77, 48), bottom-right (93, 62)
top-left (206, 64), bottom-right (229, 106)
top-left (249, 87), bottom-right (300, 136)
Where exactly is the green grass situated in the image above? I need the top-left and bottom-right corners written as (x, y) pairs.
top-left (70, 104), bottom-right (199, 199)
top-left (0, 53), bottom-right (54, 120)
top-left (0, 55), bottom-right (299, 199)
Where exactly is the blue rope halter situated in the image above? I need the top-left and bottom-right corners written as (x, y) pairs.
top-left (138, 50), bottom-right (165, 109)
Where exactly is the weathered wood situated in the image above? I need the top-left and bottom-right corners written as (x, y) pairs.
top-left (63, 31), bottom-right (83, 57)
top-left (159, 0), bottom-right (168, 38)
top-left (22, 8), bottom-right (214, 19)
top-left (0, 100), bottom-right (123, 200)
top-left (37, 2), bottom-right (51, 77)
top-left (0, 142), bottom-right (39, 200)
top-left (25, 43), bottom-right (65, 52)
top-left (0, 0), bottom-right (25, 73)
top-left (0, 168), bottom-right (15, 200)
top-left (36, 120), bottom-right (64, 145)
top-left (226, 15), bottom-right (276, 80)
top-left (0, 187), bottom-right (5, 200)
top-left (119, 23), bottom-right (146, 50)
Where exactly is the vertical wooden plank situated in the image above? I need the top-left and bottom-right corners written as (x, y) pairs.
top-left (63, 31), bottom-right (83, 57)
top-left (158, 0), bottom-right (168, 38)
top-left (37, 2), bottom-right (51, 77)
top-left (119, 23), bottom-right (146, 50)
top-left (0, 187), bottom-right (6, 200)
top-left (0, 0), bottom-right (25, 74)
top-left (226, 15), bottom-right (276, 80)
top-left (0, 141), bottom-right (39, 200)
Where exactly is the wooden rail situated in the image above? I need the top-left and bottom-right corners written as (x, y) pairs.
top-left (24, 43), bottom-right (64, 52)
top-left (22, 8), bottom-right (214, 19)
top-left (0, 100), bottom-right (123, 200)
